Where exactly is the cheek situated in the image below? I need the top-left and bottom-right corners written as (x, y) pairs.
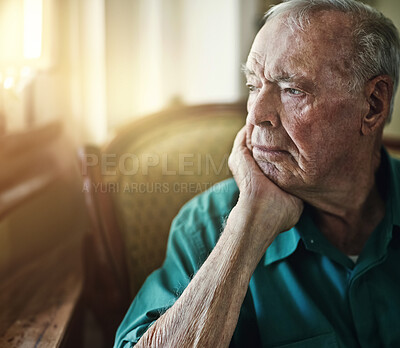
top-left (281, 102), bottom-right (316, 151)
top-left (288, 99), bottom-right (361, 163)
top-left (281, 96), bottom-right (314, 128)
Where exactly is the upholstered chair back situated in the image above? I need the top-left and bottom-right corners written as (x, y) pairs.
top-left (82, 103), bottom-right (246, 343)
top-left (107, 103), bottom-right (245, 295)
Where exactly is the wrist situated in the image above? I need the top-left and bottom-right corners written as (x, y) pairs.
top-left (221, 203), bottom-right (280, 271)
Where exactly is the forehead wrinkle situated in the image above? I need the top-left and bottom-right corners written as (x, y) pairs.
top-left (260, 13), bottom-right (352, 89)
top-left (245, 51), bottom-right (266, 76)
top-left (247, 19), bottom-right (331, 91)
top-left (245, 58), bottom-right (317, 91)
top-left (264, 58), bottom-right (313, 83)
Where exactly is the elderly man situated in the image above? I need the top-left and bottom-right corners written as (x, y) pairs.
top-left (115, 0), bottom-right (400, 347)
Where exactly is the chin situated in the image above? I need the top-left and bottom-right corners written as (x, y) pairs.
top-left (257, 161), bottom-right (285, 184)
top-left (256, 160), bottom-right (303, 193)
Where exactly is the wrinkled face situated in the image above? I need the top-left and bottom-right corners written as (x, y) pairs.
top-left (245, 11), bottom-right (368, 195)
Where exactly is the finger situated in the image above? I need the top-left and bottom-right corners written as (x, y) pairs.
top-left (245, 123), bottom-right (253, 152)
top-left (230, 127), bottom-right (252, 172)
top-left (229, 127), bottom-right (262, 187)
top-left (231, 126), bottom-right (247, 152)
top-left (229, 127), bottom-right (247, 178)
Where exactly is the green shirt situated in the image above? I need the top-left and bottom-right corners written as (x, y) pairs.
top-left (114, 152), bottom-right (400, 348)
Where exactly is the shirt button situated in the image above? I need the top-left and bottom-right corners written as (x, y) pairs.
top-left (310, 239), bottom-right (314, 244)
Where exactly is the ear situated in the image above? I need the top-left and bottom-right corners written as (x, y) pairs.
top-left (361, 75), bottom-right (393, 135)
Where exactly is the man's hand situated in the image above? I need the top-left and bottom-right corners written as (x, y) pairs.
top-left (228, 127), bottom-right (304, 251)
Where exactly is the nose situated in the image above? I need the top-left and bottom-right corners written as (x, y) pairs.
top-left (247, 85), bottom-right (280, 127)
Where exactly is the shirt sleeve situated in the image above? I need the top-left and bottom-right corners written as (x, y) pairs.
top-left (113, 204), bottom-right (222, 347)
top-left (113, 179), bottom-right (238, 348)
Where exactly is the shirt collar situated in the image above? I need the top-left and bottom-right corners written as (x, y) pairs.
top-left (264, 227), bottom-right (301, 266)
top-left (264, 148), bottom-right (400, 267)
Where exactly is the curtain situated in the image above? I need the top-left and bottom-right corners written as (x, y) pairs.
top-left (63, 0), bottom-right (263, 144)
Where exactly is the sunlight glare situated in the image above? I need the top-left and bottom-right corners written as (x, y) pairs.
top-left (23, 0), bottom-right (43, 59)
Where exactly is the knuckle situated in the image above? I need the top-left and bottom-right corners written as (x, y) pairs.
top-left (228, 153), bottom-right (235, 170)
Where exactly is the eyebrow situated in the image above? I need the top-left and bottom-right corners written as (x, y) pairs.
top-left (241, 64), bottom-right (256, 78)
top-left (242, 64), bottom-right (299, 81)
top-left (273, 74), bottom-right (301, 83)
top-left (241, 64), bottom-right (316, 90)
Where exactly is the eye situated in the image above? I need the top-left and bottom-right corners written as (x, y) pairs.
top-left (286, 88), bottom-right (304, 96)
top-left (246, 83), bottom-right (259, 93)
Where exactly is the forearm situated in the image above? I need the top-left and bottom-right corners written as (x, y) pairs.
top-left (136, 204), bottom-right (277, 348)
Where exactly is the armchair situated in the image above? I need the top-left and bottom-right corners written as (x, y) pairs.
top-left (81, 103), bottom-right (246, 344)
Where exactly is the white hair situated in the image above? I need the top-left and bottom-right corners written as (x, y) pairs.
top-left (264, 0), bottom-right (400, 122)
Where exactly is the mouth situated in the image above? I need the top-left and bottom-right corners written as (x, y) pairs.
top-left (252, 146), bottom-right (291, 163)
top-left (252, 145), bottom-right (289, 155)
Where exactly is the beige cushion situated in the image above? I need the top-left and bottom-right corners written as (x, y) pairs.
top-left (104, 104), bottom-right (246, 295)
